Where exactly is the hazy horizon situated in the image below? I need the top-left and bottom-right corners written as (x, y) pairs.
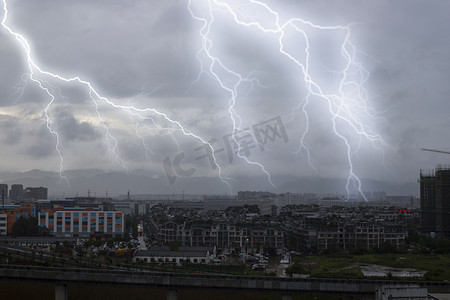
top-left (0, 168), bottom-right (419, 199)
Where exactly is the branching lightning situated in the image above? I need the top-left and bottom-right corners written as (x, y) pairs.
top-left (1, 0), bottom-right (233, 191)
top-left (2, 0), bottom-right (385, 198)
top-left (188, 0), bottom-right (385, 200)
top-left (188, 0), bottom-right (277, 187)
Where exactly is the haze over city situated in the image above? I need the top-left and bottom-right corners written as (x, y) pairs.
top-left (1, 0), bottom-right (449, 197)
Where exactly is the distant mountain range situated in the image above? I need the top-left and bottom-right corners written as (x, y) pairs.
top-left (0, 169), bottom-right (419, 198)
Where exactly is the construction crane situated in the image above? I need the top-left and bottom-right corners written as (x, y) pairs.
top-left (418, 148), bottom-right (450, 182)
top-left (421, 148), bottom-right (450, 155)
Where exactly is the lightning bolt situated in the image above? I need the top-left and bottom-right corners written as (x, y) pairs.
top-left (188, 0), bottom-right (277, 187)
top-left (1, 0), bottom-right (233, 191)
top-left (188, 0), bottom-right (386, 200)
top-left (2, 0), bottom-right (385, 198)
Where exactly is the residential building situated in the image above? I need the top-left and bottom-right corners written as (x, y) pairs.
top-left (35, 198), bottom-right (115, 212)
top-left (38, 208), bottom-right (124, 238)
top-left (0, 203), bottom-right (35, 234)
top-left (318, 197), bottom-right (346, 207)
top-left (420, 170), bottom-right (436, 232)
top-left (156, 221), bottom-right (284, 254)
top-left (134, 246), bottom-right (213, 264)
top-left (0, 184), bottom-right (8, 200)
top-left (286, 221), bottom-right (407, 252)
top-left (435, 167), bottom-right (450, 237)
top-left (9, 184), bottom-right (24, 201)
top-left (318, 222), bottom-right (406, 251)
top-left (0, 213), bottom-right (7, 236)
top-left (24, 187), bottom-right (48, 200)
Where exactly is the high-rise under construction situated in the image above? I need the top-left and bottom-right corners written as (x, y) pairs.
top-left (420, 165), bottom-right (450, 237)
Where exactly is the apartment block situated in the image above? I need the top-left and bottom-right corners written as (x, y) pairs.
top-left (38, 208), bottom-right (124, 238)
top-left (0, 203), bottom-right (35, 234)
top-left (0, 184), bottom-right (8, 199)
top-left (157, 222), bottom-right (284, 254)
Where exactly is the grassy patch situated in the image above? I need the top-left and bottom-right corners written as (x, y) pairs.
top-left (291, 254), bottom-right (450, 281)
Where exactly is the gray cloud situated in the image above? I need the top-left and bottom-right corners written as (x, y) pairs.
top-left (0, 114), bottom-right (22, 144)
top-left (52, 107), bottom-right (100, 142)
top-left (24, 124), bottom-right (55, 158)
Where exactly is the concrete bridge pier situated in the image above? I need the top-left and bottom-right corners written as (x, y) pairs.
top-left (55, 284), bottom-right (67, 300)
top-left (167, 288), bottom-right (178, 300)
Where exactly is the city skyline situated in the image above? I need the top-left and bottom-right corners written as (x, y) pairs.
top-left (0, 168), bottom-right (420, 198)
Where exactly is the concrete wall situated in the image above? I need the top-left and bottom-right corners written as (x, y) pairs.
top-left (376, 285), bottom-right (428, 300)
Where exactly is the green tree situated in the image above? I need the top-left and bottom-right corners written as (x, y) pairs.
top-left (169, 239), bottom-right (181, 251)
top-left (374, 241), bottom-right (398, 254)
top-left (125, 215), bottom-right (138, 238)
top-left (106, 239), bottom-right (114, 248)
top-left (11, 216), bottom-right (39, 237)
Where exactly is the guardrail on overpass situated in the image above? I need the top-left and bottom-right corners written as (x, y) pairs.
top-left (1, 264), bottom-right (449, 300)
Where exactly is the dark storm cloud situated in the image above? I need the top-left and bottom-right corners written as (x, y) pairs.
top-left (6, 0), bottom-right (196, 99)
top-left (52, 107), bottom-right (100, 142)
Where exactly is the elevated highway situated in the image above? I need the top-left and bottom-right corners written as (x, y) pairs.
top-left (1, 264), bottom-right (449, 299)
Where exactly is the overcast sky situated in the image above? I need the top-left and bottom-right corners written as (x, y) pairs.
top-left (1, 0), bottom-right (449, 195)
